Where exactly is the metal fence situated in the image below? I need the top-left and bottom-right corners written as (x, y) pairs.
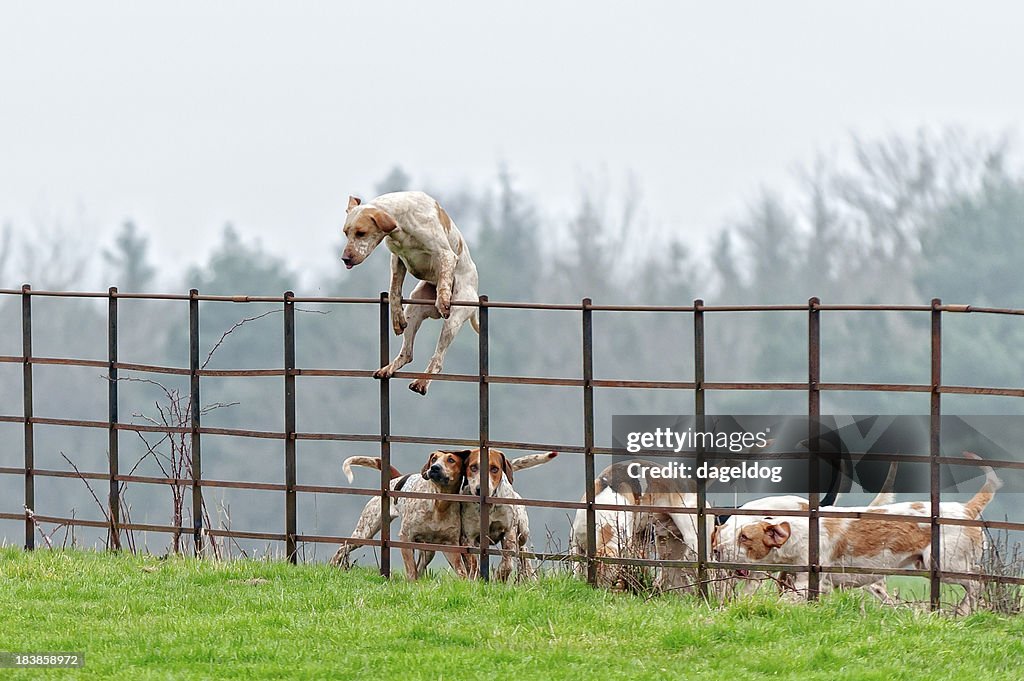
top-left (2, 285), bottom-right (1024, 611)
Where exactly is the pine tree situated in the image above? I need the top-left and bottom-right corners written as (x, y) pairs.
top-left (103, 221), bottom-right (156, 291)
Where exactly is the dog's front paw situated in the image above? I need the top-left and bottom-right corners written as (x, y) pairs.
top-left (436, 294), bottom-right (452, 319)
top-left (373, 365), bottom-right (395, 380)
top-left (392, 311), bottom-right (407, 336)
top-left (408, 378), bottom-right (429, 395)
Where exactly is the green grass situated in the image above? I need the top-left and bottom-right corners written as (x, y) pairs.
top-left (1, 549), bottom-right (1022, 680)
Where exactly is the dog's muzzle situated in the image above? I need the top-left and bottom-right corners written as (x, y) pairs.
top-left (426, 463), bottom-right (447, 483)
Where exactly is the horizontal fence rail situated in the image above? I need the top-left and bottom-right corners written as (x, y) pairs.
top-left (2, 287), bottom-right (1024, 609)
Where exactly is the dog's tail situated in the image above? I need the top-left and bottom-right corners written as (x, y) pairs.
top-left (510, 451), bottom-right (558, 472)
top-left (867, 461), bottom-right (899, 507)
top-left (342, 456), bottom-right (401, 484)
top-left (963, 451), bottom-right (1002, 519)
top-left (470, 309), bottom-right (480, 334)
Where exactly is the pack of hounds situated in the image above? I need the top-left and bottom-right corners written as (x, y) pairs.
top-left (333, 190), bottom-right (1002, 613)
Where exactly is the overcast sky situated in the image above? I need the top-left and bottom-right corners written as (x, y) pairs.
top-left (1, 2), bottom-right (1021, 290)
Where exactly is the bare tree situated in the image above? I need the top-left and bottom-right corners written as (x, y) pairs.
top-left (113, 307), bottom-right (323, 557)
top-left (121, 376), bottom-right (235, 556)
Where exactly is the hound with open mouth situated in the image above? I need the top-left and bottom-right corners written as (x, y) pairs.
top-left (716, 453), bottom-right (1000, 613)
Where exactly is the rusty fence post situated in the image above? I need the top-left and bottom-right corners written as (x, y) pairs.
top-left (807, 297), bottom-right (821, 600)
top-left (22, 284), bottom-right (33, 551)
top-left (930, 298), bottom-right (942, 610)
top-left (694, 299), bottom-right (708, 598)
top-left (582, 298), bottom-right (597, 585)
top-left (189, 289), bottom-right (203, 556)
top-left (284, 292), bottom-right (298, 564)
top-left (478, 295), bottom-right (490, 581)
top-left (379, 292), bottom-right (391, 578)
top-left (108, 287), bottom-right (121, 550)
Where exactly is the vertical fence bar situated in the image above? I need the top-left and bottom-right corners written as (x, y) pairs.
top-left (284, 292), bottom-right (298, 564)
top-left (930, 298), bottom-right (942, 610)
top-left (582, 298), bottom-right (597, 585)
top-left (807, 297), bottom-right (821, 600)
top-left (107, 287), bottom-right (120, 550)
top-left (478, 295), bottom-right (490, 581)
top-left (693, 299), bottom-right (708, 598)
top-left (21, 284), bottom-right (33, 550)
top-left (379, 292), bottom-right (391, 578)
top-left (189, 289), bottom-right (203, 556)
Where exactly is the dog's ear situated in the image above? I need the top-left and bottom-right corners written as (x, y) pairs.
top-left (763, 521), bottom-right (791, 547)
top-left (501, 452), bottom-right (514, 483)
top-left (367, 207), bottom-right (398, 233)
top-left (347, 195), bottom-right (361, 212)
top-left (421, 451), bottom-right (437, 479)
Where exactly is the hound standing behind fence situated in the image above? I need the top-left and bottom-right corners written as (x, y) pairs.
top-left (340, 191), bottom-right (480, 396)
top-left (718, 453), bottom-right (1001, 614)
top-left (570, 461), bottom-right (713, 590)
top-left (460, 449), bottom-right (558, 581)
top-left (712, 462), bottom-right (899, 598)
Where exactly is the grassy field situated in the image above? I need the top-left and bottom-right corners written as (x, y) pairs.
top-left (0, 549), bottom-right (1022, 680)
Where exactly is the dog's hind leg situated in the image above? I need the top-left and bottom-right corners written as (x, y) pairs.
top-left (442, 549), bottom-right (469, 577)
top-left (415, 550), bottom-right (435, 574)
top-left (401, 546), bottom-right (420, 580)
top-left (953, 579), bottom-right (981, 616)
top-left (462, 549), bottom-right (480, 579)
top-left (493, 535), bottom-right (519, 582)
top-left (511, 521), bottom-right (533, 581)
top-left (408, 303), bottom-right (473, 395)
top-left (330, 496), bottom-right (385, 568)
top-left (375, 282), bottom-right (440, 380)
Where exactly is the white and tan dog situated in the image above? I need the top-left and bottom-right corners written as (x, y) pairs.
top-left (329, 449), bottom-right (471, 579)
top-left (569, 461), bottom-right (711, 589)
top-left (569, 463), bottom-right (644, 575)
top-left (341, 191), bottom-right (479, 395)
top-left (718, 454), bottom-right (1001, 613)
top-left (713, 463), bottom-right (899, 596)
top-left (460, 449), bottom-right (558, 581)
top-left (712, 495), bottom-right (811, 596)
